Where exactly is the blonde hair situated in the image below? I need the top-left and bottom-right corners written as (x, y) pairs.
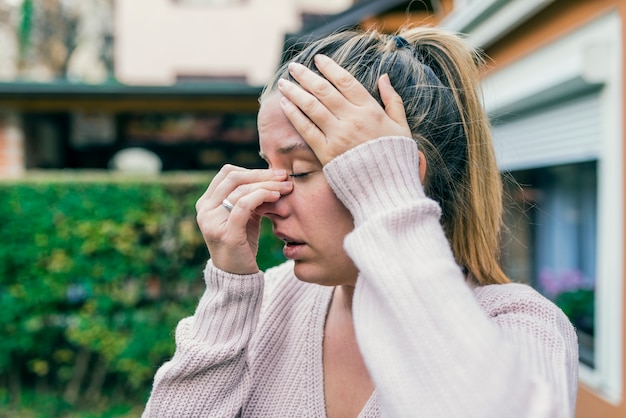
top-left (262, 26), bottom-right (509, 285)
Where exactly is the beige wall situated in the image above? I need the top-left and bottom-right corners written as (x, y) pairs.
top-left (484, 1), bottom-right (626, 416)
top-left (114, 0), bottom-right (352, 86)
top-left (296, 0), bottom-right (352, 14)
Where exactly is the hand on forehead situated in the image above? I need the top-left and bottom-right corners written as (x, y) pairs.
top-left (276, 54), bottom-right (411, 165)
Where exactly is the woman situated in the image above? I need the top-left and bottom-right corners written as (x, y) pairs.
top-left (143, 26), bottom-right (579, 417)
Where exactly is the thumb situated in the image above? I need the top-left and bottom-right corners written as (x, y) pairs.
top-left (379, 74), bottom-right (408, 125)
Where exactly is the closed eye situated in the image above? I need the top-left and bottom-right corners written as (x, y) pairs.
top-left (289, 172), bottom-right (310, 179)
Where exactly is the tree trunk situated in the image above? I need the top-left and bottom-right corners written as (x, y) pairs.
top-left (84, 355), bottom-right (108, 404)
top-left (63, 347), bottom-right (91, 404)
top-left (8, 365), bottom-right (21, 406)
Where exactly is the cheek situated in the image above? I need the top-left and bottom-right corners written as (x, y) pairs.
top-left (311, 187), bottom-right (354, 231)
top-left (292, 176), bottom-right (354, 230)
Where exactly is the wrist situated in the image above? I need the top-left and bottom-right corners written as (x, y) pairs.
top-left (323, 136), bottom-right (428, 225)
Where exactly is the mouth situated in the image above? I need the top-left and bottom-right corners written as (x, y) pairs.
top-left (275, 233), bottom-right (305, 246)
top-left (275, 232), bottom-right (306, 260)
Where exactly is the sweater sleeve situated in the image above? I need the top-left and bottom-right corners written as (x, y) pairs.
top-left (323, 137), bottom-right (579, 418)
top-left (142, 259), bottom-right (264, 417)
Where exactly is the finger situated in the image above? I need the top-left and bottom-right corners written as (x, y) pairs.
top-left (278, 78), bottom-right (336, 133)
top-left (198, 184), bottom-right (285, 237)
top-left (286, 62), bottom-right (348, 118)
top-left (228, 180), bottom-right (293, 204)
top-left (196, 165), bottom-right (244, 213)
top-left (226, 188), bottom-right (282, 229)
top-left (202, 164), bottom-right (245, 197)
top-left (379, 74), bottom-right (409, 127)
top-left (279, 95), bottom-right (327, 154)
top-left (211, 168), bottom-right (287, 203)
top-left (196, 167), bottom-right (286, 213)
top-left (312, 54), bottom-right (373, 106)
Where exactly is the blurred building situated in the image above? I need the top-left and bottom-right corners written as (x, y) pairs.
top-left (452, 2), bottom-right (623, 416)
top-left (1, 0), bottom-right (625, 416)
top-left (0, 0), bottom-right (352, 176)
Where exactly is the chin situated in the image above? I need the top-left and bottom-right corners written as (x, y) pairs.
top-left (292, 261), bottom-right (357, 287)
top-left (292, 262), bottom-right (331, 286)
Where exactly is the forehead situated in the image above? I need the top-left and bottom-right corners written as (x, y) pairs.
top-left (258, 94), bottom-right (314, 159)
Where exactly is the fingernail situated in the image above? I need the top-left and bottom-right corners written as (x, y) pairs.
top-left (277, 78), bottom-right (286, 89)
top-left (381, 73), bottom-right (391, 85)
top-left (288, 62), bottom-right (301, 74)
top-left (314, 54), bottom-right (330, 64)
top-left (273, 169), bottom-right (286, 176)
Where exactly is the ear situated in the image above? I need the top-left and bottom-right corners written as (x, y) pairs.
top-left (418, 151), bottom-right (427, 183)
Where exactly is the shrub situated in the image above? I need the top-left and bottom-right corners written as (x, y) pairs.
top-left (0, 171), bottom-right (285, 413)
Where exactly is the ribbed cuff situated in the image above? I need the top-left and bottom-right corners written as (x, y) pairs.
top-left (187, 259), bottom-right (264, 343)
top-left (323, 137), bottom-right (429, 226)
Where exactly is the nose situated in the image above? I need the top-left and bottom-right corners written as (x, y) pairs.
top-left (256, 193), bottom-right (291, 219)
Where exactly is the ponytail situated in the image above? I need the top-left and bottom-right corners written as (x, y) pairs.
top-left (401, 27), bottom-right (509, 285)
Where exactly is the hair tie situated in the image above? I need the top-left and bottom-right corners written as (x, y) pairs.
top-left (392, 35), bottom-right (410, 49)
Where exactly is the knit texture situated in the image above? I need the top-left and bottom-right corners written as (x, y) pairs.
top-left (143, 137), bottom-right (579, 417)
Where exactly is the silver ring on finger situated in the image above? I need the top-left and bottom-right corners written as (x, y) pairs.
top-left (221, 198), bottom-right (234, 212)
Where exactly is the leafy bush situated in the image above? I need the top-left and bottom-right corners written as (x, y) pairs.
top-left (0, 171), bottom-right (285, 415)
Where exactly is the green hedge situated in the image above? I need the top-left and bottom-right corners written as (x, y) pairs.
top-left (0, 171), bottom-right (286, 416)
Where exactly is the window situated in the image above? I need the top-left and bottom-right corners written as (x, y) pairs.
top-left (501, 161), bottom-right (597, 366)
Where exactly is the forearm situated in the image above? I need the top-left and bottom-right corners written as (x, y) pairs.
top-left (347, 213), bottom-right (562, 417)
top-left (143, 260), bottom-right (264, 417)
top-left (325, 137), bottom-right (577, 417)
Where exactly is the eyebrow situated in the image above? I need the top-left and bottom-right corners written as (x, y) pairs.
top-left (258, 141), bottom-right (313, 160)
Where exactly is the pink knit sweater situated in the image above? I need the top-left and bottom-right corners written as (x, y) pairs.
top-left (143, 137), bottom-right (579, 417)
